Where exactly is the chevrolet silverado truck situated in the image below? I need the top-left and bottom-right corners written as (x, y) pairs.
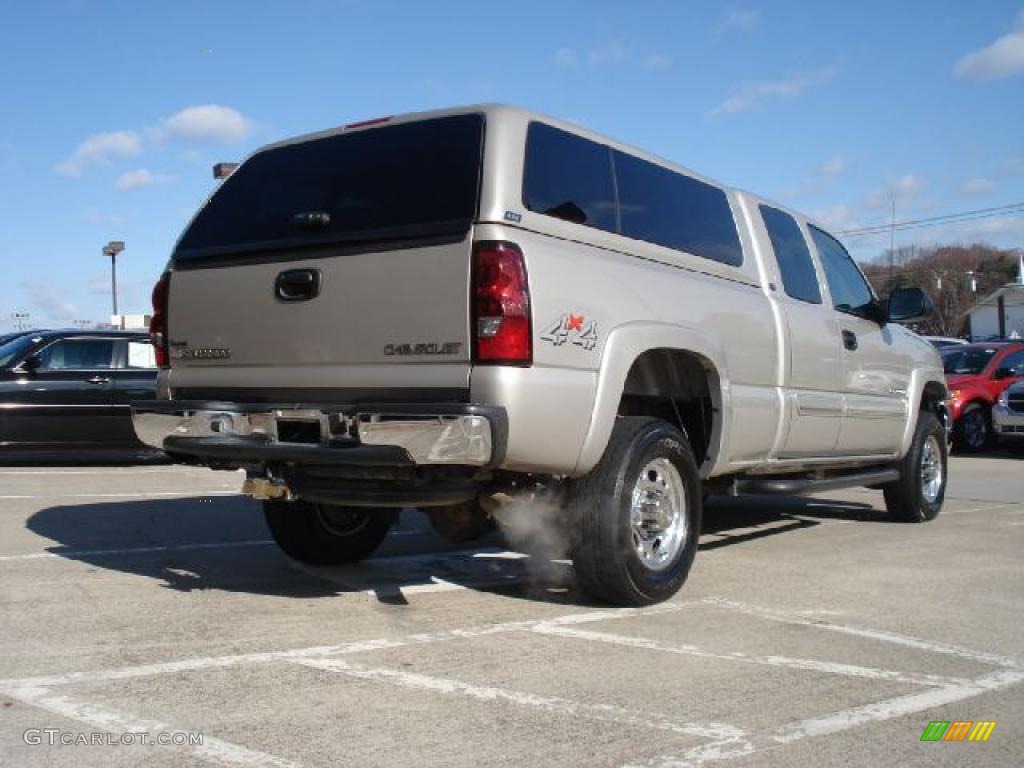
top-left (132, 105), bottom-right (950, 606)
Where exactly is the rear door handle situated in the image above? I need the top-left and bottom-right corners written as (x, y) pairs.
top-left (86, 376), bottom-right (111, 384)
top-left (842, 330), bottom-right (858, 351)
top-left (275, 268), bottom-right (322, 302)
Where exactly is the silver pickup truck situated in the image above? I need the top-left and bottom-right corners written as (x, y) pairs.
top-left (133, 105), bottom-right (950, 606)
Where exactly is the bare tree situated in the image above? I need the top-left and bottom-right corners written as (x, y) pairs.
top-left (860, 244), bottom-right (1018, 337)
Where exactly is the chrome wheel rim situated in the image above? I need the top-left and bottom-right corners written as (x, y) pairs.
top-left (962, 409), bottom-right (987, 448)
top-left (317, 505), bottom-right (371, 537)
top-left (630, 457), bottom-right (688, 571)
top-left (920, 435), bottom-right (944, 504)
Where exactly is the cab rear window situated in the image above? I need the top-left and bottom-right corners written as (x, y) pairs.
top-left (174, 114), bottom-right (484, 260)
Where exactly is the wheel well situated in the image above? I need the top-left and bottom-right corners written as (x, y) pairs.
top-left (920, 380), bottom-right (951, 433)
top-left (616, 349), bottom-right (717, 465)
top-left (920, 381), bottom-right (946, 414)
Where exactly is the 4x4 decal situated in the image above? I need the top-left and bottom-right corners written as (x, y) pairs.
top-left (540, 313), bottom-right (598, 351)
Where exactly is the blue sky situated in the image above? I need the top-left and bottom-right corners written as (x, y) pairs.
top-left (1, 1), bottom-right (1022, 330)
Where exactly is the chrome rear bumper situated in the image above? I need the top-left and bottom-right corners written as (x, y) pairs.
top-left (131, 401), bottom-right (506, 468)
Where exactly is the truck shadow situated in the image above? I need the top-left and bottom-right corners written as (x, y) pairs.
top-left (26, 492), bottom-right (884, 606)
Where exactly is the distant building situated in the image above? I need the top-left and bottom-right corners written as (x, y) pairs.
top-left (110, 314), bottom-right (151, 330)
top-left (965, 253), bottom-right (1024, 341)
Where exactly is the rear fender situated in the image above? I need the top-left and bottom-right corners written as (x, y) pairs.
top-left (574, 322), bottom-right (729, 477)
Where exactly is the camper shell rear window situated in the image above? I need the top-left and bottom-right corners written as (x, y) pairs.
top-left (174, 114), bottom-right (484, 261)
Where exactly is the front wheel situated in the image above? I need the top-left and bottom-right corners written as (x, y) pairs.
top-left (954, 403), bottom-right (990, 453)
top-left (264, 500), bottom-right (397, 565)
top-left (882, 411), bottom-right (947, 522)
top-left (568, 416), bottom-right (702, 606)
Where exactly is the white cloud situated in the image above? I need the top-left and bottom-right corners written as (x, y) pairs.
top-left (643, 53), bottom-right (673, 71)
top-left (865, 174), bottom-right (926, 210)
top-left (961, 216), bottom-right (1024, 237)
top-left (821, 155), bottom-right (847, 178)
top-left (715, 8), bottom-right (759, 37)
top-left (709, 67), bottom-right (836, 117)
top-left (82, 210), bottom-right (126, 227)
top-left (954, 11), bottom-right (1024, 81)
top-left (116, 168), bottom-right (173, 191)
top-left (588, 39), bottom-right (626, 66)
top-left (553, 40), bottom-right (634, 69)
top-left (24, 280), bottom-right (78, 324)
top-left (152, 105), bottom-right (252, 144)
top-left (55, 130), bottom-right (142, 177)
top-left (959, 177), bottom-right (995, 196)
top-left (553, 47), bottom-right (579, 69)
top-left (782, 154), bottom-right (849, 199)
top-left (811, 204), bottom-right (861, 233)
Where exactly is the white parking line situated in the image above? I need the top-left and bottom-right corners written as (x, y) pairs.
top-left (0, 602), bottom-right (693, 690)
top-left (0, 468), bottom-right (214, 476)
top-left (770, 666), bottom-right (1024, 744)
top-left (3, 590), bottom-right (1021, 768)
top-left (0, 539), bottom-right (275, 563)
top-left (4, 685), bottom-right (300, 768)
top-left (0, 490), bottom-right (240, 500)
top-left (529, 624), bottom-right (970, 688)
top-left (704, 597), bottom-right (1021, 668)
top-left (0, 528), bottom-right (429, 564)
top-left (941, 501), bottom-right (1020, 516)
top-left (293, 656), bottom-right (744, 742)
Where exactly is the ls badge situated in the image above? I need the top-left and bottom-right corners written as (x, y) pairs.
top-left (540, 313), bottom-right (598, 351)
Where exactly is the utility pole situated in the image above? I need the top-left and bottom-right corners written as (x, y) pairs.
top-left (888, 194), bottom-right (896, 292)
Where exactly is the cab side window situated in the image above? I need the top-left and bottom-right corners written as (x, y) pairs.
top-left (809, 226), bottom-right (875, 315)
top-left (760, 205), bottom-right (821, 304)
top-left (37, 339), bottom-right (116, 370)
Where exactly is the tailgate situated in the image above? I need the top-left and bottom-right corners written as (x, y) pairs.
top-left (166, 238), bottom-right (472, 399)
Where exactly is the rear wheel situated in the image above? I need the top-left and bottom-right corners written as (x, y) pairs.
top-left (883, 411), bottom-right (947, 522)
top-left (264, 500), bottom-right (396, 565)
top-left (954, 402), bottom-right (990, 453)
top-left (568, 416), bottom-right (702, 606)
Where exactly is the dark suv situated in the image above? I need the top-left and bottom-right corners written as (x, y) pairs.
top-left (0, 329), bottom-right (158, 453)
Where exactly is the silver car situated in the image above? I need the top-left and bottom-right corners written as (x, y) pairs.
top-left (993, 381), bottom-right (1024, 444)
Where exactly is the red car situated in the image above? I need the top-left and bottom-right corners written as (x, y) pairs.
top-left (943, 341), bottom-right (1024, 451)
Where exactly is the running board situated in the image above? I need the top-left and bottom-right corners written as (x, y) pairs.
top-left (734, 468), bottom-right (900, 495)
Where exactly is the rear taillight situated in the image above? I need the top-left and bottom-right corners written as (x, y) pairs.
top-left (472, 241), bottom-right (532, 365)
top-left (150, 272), bottom-right (170, 368)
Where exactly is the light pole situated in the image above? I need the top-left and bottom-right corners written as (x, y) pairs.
top-left (102, 241), bottom-right (125, 319)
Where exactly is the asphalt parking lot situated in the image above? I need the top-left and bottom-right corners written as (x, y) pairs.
top-left (1, 452), bottom-right (1022, 767)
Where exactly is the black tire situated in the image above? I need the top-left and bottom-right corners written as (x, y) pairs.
top-left (264, 500), bottom-right (396, 565)
top-left (568, 416), bottom-right (702, 606)
top-left (953, 402), bottom-right (991, 453)
top-left (882, 411), bottom-right (947, 522)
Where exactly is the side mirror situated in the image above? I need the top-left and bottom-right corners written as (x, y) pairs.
top-left (14, 355), bottom-right (41, 374)
top-left (887, 287), bottom-right (934, 324)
